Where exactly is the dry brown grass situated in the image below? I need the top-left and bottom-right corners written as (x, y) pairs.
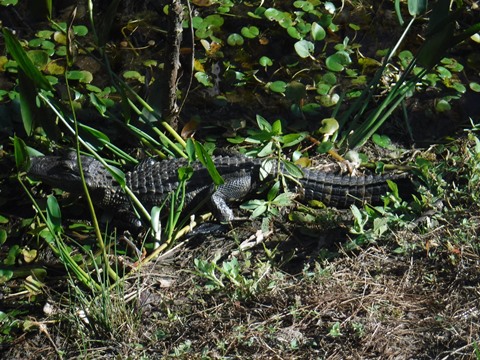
top-left (6, 221), bottom-right (476, 359)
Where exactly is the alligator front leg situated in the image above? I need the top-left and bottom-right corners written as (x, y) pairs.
top-left (210, 174), bottom-right (253, 222)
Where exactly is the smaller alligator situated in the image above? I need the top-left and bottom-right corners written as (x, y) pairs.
top-left (28, 152), bottom-right (408, 227)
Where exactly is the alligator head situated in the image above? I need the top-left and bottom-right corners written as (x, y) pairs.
top-left (28, 152), bottom-right (118, 195)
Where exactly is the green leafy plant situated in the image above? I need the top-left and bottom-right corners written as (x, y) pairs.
top-left (194, 253), bottom-right (271, 300)
top-left (337, 0), bottom-right (480, 148)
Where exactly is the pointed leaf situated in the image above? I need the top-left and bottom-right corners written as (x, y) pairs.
top-left (14, 136), bottom-right (30, 172)
top-left (256, 114), bottom-right (272, 132)
top-left (282, 160), bottom-right (303, 178)
top-left (46, 195), bottom-right (62, 233)
top-left (17, 69), bottom-right (38, 135)
top-left (267, 181), bottom-right (280, 201)
top-left (2, 28), bottom-right (52, 91)
top-left (194, 141), bottom-right (224, 185)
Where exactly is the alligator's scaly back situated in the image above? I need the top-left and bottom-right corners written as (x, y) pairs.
top-left (28, 153), bottom-right (408, 225)
top-left (299, 168), bottom-right (402, 208)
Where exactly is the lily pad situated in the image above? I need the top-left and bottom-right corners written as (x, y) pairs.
top-left (294, 40), bottom-right (314, 58)
top-left (326, 51), bottom-right (351, 72)
top-left (268, 81), bottom-right (287, 93)
top-left (227, 33), bottom-right (244, 46)
top-left (241, 26), bottom-right (259, 39)
top-left (259, 56), bottom-right (273, 67)
top-left (285, 81), bottom-right (306, 102)
top-left (318, 118), bottom-right (339, 136)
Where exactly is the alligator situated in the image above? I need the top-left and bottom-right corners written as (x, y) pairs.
top-left (27, 152), bottom-right (408, 227)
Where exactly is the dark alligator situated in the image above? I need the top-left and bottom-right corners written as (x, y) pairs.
top-left (28, 152), bottom-right (408, 227)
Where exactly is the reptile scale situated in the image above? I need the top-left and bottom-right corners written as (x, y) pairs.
top-left (28, 152), bottom-right (408, 227)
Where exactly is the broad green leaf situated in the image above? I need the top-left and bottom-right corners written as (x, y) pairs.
top-left (316, 83), bottom-right (331, 95)
top-left (268, 81), bottom-right (287, 93)
top-left (316, 141), bottom-right (333, 153)
top-left (241, 26), bottom-right (259, 39)
top-left (89, 93), bottom-right (108, 116)
top-left (322, 72), bottom-right (337, 85)
top-left (271, 119), bottom-right (282, 135)
top-left (272, 192), bottom-right (295, 206)
top-left (226, 136), bottom-right (245, 144)
top-left (256, 115), bottom-right (272, 132)
top-left (318, 118), bottom-right (339, 136)
top-left (469, 82), bottom-right (480, 92)
top-left (123, 70), bottom-right (143, 80)
top-left (227, 33), bottom-right (244, 46)
top-left (73, 25), bottom-right (88, 36)
top-left (281, 133), bottom-right (307, 147)
top-left (267, 181), bottom-right (281, 202)
top-left (4, 245), bottom-right (20, 265)
top-left (0, 230), bottom-right (6, 246)
top-left (287, 26), bottom-right (301, 40)
top-left (251, 204), bottom-right (267, 218)
top-left (435, 99), bottom-right (451, 112)
top-left (372, 134), bottom-right (394, 149)
top-left (285, 81), bottom-right (306, 103)
top-left (451, 82), bottom-right (466, 93)
top-left (257, 142), bottom-right (274, 157)
top-left (326, 51), bottom-right (351, 72)
top-left (264, 8), bottom-right (281, 21)
top-left (398, 50), bottom-right (414, 68)
top-left (301, 103), bottom-right (322, 116)
top-left (66, 70), bottom-right (93, 83)
top-left (294, 1), bottom-right (314, 11)
top-left (204, 14), bottom-right (224, 27)
top-left (294, 40), bottom-right (314, 58)
top-left (0, 269), bottom-right (14, 284)
top-left (240, 199), bottom-right (265, 210)
top-left (311, 22), bottom-right (326, 41)
top-left (195, 72), bottom-right (212, 87)
top-left (27, 50), bottom-right (49, 70)
top-left (282, 160), bottom-right (303, 178)
top-left (387, 180), bottom-right (400, 198)
top-left (46, 61), bottom-right (65, 75)
top-left (259, 56), bottom-right (273, 67)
